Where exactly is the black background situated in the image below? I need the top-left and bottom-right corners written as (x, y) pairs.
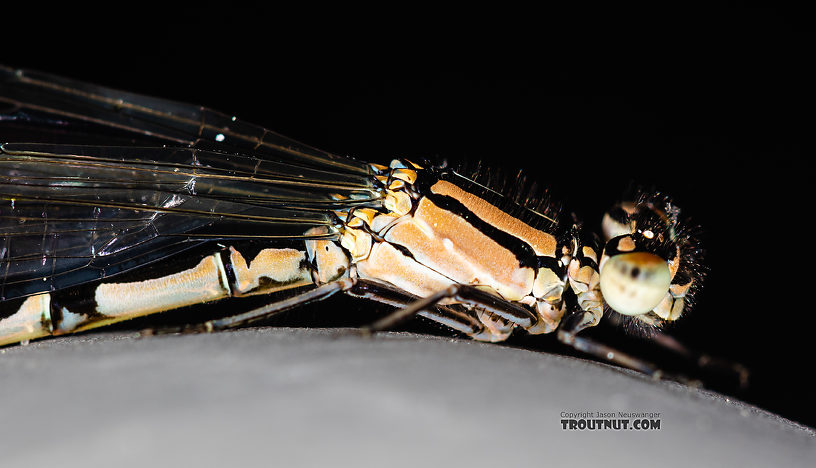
top-left (4, 5), bottom-right (812, 426)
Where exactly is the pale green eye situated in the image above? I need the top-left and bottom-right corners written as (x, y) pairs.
top-left (600, 252), bottom-right (671, 316)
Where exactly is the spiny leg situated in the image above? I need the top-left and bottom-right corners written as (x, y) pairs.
top-left (347, 280), bottom-right (485, 336)
top-left (207, 277), bottom-right (357, 330)
top-left (556, 310), bottom-right (695, 384)
top-left (147, 278), bottom-right (488, 339)
top-left (361, 283), bottom-right (536, 334)
top-left (565, 297), bottom-right (741, 386)
top-left (419, 307), bottom-right (484, 337)
top-left (652, 331), bottom-right (749, 388)
top-left (604, 314), bottom-right (749, 388)
top-left (557, 332), bottom-right (662, 377)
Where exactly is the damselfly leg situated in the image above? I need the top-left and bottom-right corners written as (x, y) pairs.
top-left (554, 310), bottom-right (675, 381)
top-left (207, 278), bottom-right (357, 330)
top-left (347, 280), bottom-right (484, 336)
top-left (361, 283), bottom-right (537, 341)
top-left (602, 314), bottom-right (749, 388)
top-left (147, 278), bottom-right (488, 338)
top-left (201, 276), bottom-right (489, 334)
top-left (353, 284), bottom-right (693, 382)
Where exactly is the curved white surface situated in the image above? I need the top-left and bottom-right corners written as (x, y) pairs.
top-left (1, 328), bottom-right (813, 467)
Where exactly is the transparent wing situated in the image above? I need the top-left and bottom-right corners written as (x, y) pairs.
top-left (0, 66), bottom-right (381, 301)
top-left (0, 144), bottom-right (379, 301)
top-left (0, 65), bottom-right (369, 175)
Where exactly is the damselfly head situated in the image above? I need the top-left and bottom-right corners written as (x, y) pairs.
top-left (597, 195), bottom-right (699, 328)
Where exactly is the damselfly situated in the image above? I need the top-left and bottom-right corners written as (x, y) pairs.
top-left (0, 65), bottom-right (725, 381)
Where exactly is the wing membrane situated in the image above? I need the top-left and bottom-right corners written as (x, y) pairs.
top-left (0, 65), bottom-right (370, 175)
top-left (0, 144), bottom-right (379, 301)
top-left (0, 65), bottom-right (384, 301)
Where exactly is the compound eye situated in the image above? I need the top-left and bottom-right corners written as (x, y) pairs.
top-left (600, 252), bottom-right (671, 316)
top-left (601, 202), bottom-right (636, 241)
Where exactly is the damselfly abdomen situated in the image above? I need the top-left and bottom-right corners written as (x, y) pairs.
top-left (0, 65), bottom-right (714, 379)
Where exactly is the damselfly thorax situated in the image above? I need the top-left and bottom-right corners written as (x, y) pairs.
top-left (0, 65), bottom-right (712, 380)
